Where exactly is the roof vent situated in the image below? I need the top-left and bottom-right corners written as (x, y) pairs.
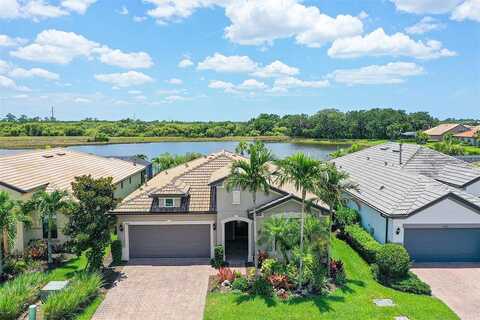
top-left (379, 185), bottom-right (385, 190)
top-left (366, 156), bottom-right (370, 160)
top-left (42, 154), bottom-right (54, 158)
top-left (56, 152), bottom-right (66, 156)
top-left (384, 161), bottom-right (388, 166)
top-left (380, 146), bottom-right (389, 151)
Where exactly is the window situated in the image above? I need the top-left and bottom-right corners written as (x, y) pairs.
top-left (129, 177), bottom-right (132, 184)
top-left (120, 181), bottom-right (124, 188)
top-left (232, 190), bottom-right (241, 205)
top-left (164, 198), bottom-right (174, 207)
top-left (42, 215), bottom-right (58, 239)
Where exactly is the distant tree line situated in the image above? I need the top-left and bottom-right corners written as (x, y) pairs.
top-left (0, 108), bottom-right (463, 140)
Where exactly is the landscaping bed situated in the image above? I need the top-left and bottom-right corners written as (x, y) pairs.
top-left (204, 238), bottom-right (459, 320)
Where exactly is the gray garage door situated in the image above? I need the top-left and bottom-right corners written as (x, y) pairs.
top-left (129, 225), bottom-right (211, 258)
top-left (404, 227), bottom-right (480, 262)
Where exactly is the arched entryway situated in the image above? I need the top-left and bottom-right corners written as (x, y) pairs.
top-left (221, 217), bottom-right (252, 263)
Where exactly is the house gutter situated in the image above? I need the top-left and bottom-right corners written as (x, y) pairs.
top-left (385, 217), bottom-right (389, 243)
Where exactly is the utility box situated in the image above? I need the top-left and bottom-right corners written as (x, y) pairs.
top-left (40, 280), bottom-right (69, 300)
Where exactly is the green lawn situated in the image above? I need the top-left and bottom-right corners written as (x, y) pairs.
top-left (204, 238), bottom-right (459, 320)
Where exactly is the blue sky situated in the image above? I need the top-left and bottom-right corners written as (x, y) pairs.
top-left (0, 0), bottom-right (479, 121)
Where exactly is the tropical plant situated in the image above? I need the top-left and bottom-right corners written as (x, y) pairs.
top-left (275, 152), bottom-right (321, 288)
top-left (226, 141), bottom-right (274, 271)
top-left (151, 152), bottom-right (203, 173)
top-left (23, 190), bottom-right (71, 265)
top-left (235, 141), bottom-right (249, 155)
top-left (0, 191), bottom-right (19, 277)
top-left (415, 131), bottom-right (429, 144)
top-left (315, 162), bottom-right (358, 274)
top-left (64, 175), bottom-right (117, 271)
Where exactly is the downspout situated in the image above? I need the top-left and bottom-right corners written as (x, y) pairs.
top-left (385, 217), bottom-right (389, 244)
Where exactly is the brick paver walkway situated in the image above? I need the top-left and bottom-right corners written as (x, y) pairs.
top-left (93, 260), bottom-right (216, 320)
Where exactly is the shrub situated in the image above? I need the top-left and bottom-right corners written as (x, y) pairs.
top-left (210, 245), bottom-right (226, 269)
top-left (4, 258), bottom-right (29, 276)
top-left (335, 207), bottom-right (360, 230)
top-left (217, 267), bottom-right (235, 283)
top-left (257, 251), bottom-right (269, 268)
top-left (329, 259), bottom-right (346, 286)
top-left (110, 239), bottom-right (122, 265)
top-left (260, 258), bottom-right (282, 277)
top-left (231, 277), bottom-right (249, 292)
top-left (388, 272), bottom-right (431, 295)
top-left (26, 239), bottom-right (47, 260)
top-left (267, 274), bottom-right (291, 290)
top-left (91, 132), bottom-right (109, 142)
top-left (250, 277), bottom-right (273, 297)
top-left (0, 272), bottom-right (50, 320)
top-left (42, 272), bottom-right (102, 320)
top-left (344, 225), bottom-right (382, 263)
top-left (376, 244), bottom-right (410, 281)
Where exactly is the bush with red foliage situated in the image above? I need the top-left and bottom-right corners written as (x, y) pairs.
top-left (217, 267), bottom-right (235, 283)
top-left (330, 259), bottom-right (346, 285)
top-left (257, 251), bottom-right (269, 268)
top-left (267, 274), bottom-right (291, 290)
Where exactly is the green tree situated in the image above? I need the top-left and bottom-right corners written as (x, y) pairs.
top-left (315, 163), bottom-right (357, 274)
top-left (275, 153), bottom-right (321, 288)
top-left (23, 190), bottom-right (71, 265)
top-left (235, 141), bottom-right (249, 155)
top-left (415, 131), bottom-right (429, 144)
top-left (226, 141), bottom-right (274, 271)
top-left (0, 191), bottom-right (18, 276)
top-left (64, 175), bottom-right (117, 271)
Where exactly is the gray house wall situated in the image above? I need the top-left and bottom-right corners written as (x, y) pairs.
top-left (346, 198), bottom-right (387, 243)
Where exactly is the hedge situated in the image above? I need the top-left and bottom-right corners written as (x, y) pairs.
top-left (344, 224), bottom-right (382, 264)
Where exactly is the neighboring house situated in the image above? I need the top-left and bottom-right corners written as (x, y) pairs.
top-left (109, 156), bottom-right (154, 180)
top-left (0, 148), bottom-right (147, 254)
top-left (332, 142), bottom-right (480, 262)
top-left (423, 123), bottom-right (470, 141)
top-left (112, 150), bottom-right (328, 263)
top-left (454, 125), bottom-right (480, 146)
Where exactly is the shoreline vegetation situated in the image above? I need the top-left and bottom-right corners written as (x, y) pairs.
top-left (0, 136), bottom-right (385, 149)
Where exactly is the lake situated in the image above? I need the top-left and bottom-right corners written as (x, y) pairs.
top-left (0, 141), bottom-right (346, 160)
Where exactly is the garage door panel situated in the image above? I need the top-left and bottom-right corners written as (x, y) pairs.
top-left (405, 228), bottom-right (480, 262)
top-left (129, 225), bottom-right (211, 258)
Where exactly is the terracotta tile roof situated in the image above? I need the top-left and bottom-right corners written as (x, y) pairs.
top-left (0, 148), bottom-right (146, 193)
top-left (455, 126), bottom-right (480, 138)
top-left (113, 150), bottom-right (329, 214)
top-left (423, 123), bottom-right (466, 136)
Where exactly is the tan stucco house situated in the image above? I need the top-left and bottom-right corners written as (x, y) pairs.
top-left (423, 123), bottom-right (470, 141)
top-left (112, 150), bottom-right (329, 263)
top-left (0, 148), bottom-right (147, 254)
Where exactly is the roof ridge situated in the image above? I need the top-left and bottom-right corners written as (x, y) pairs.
top-left (400, 143), bottom-right (421, 168)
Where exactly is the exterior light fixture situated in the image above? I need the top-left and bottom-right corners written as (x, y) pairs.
top-left (213, 223), bottom-right (216, 231)
top-left (119, 225), bottom-right (124, 232)
top-left (395, 227), bottom-right (401, 235)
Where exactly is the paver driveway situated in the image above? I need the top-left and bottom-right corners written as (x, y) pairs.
top-left (412, 263), bottom-right (480, 320)
top-left (92, 259), bottom-right (215, 320)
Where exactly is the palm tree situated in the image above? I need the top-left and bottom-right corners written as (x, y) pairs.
top-left (0, 191), bottom-right (18, 277)
top-left (275, 153), bottom-right (321, 289)
top-left (24, 190), bottom-right (71, 265)
top-left (226, 141), bottom-right (274, 271)
top-left (235, 141), bottom-right (249, 156)
top-left (315, 162), bottom-right (358, 274)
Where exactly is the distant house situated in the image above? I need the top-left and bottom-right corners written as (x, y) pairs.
top-left (111, 150), bottom-right (328, 263)
top-left (423, 123), bottom-right (470, 141)
top-left (332, 142), bottom-right (480, 262)
top-left (454, 125), bottom-right (480, 146)
top-left (108, 156), bottom-right (154, 179)
top-left (0, 149), bottom-right (147, 254)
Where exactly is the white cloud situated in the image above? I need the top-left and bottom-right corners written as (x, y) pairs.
top-left (74, 97), bottom-right (91, 103)
top-left (23, 1), bottom-right (69, 20)
top-left (252, 60), bottom-right (299, 78)
top-left (198, 53), bottom-right (258, 73)
top-left (9, 67), bottom-right (60, 80)
top-left (0, 34), bottom-right (27, 47)
top-left (238, 79), bottom-right (267, 90)
top-left (328, 28), bottom-right (456, 59)
top-left (405, 17), bottom-right (446, 34)
top-left (451, 0), bottom-right (480, 22)
top-left (164, 95), bottom-right (188, 102)
top-left (134, 95), bottom-right (147, 100)
top-left (166, 78), bottom-right (183, 85)
top-left (0, 60), bottom-right (10, 74)
top-left (0, 0), bottom-right (21, 19)
top-left (0, 75), bottom-right (30, 91)
top-left (224, 0), bottom-right (363, 47)
top-left (133, 16), bottom-right (147, 22)
top-left (60, 0), bottom-right (96, 14)
top-left (94, 71), bottom-right (154, 87)
top-left (128, 90), bottom-right (142, 95)
top-left (0, 0), bottom-right (96, 20)
top-left (11, 29), bottom-right (154, 69)
top-left (209, 80), bottom-right (235, 90)
top-left (144, 0), bottom-right (229, 24)
top-left (178, 58), bottom-right (194, 68)
top-left (327, 62), bottom-right (424, 85)
top-left (273, 77), bottom-right (329, 89)
top-left (390, 0), bottom-right (463, 14)
top-left (13, 94), bottom-right (29, 99)
top-left (118, 5), bottom-right (128, 15)
top-left (97, 49), bottom-right (153, 69)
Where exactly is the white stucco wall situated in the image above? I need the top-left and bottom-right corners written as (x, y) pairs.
top-left (466, 180), bottom-right (480, 197)
top-left (390, 197), bottom-right (480, 243)
top-left (346, 198), bottom-right (387, 243)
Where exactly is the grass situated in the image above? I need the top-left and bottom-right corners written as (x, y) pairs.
top-left (204, 238), bottom-right (459, 320)
top-left (0, 135), bottom-right (385, 149)
top-left (50, 254), bottom-right (88, 281)
top-left (74, 294), bottom-right (105, 320)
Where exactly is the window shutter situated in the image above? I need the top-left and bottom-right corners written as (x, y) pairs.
top-left (232, 190), bottom-right (241, 205)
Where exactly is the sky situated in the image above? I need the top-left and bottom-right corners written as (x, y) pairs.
top-left (0, 0), bottom-right (479, 121)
